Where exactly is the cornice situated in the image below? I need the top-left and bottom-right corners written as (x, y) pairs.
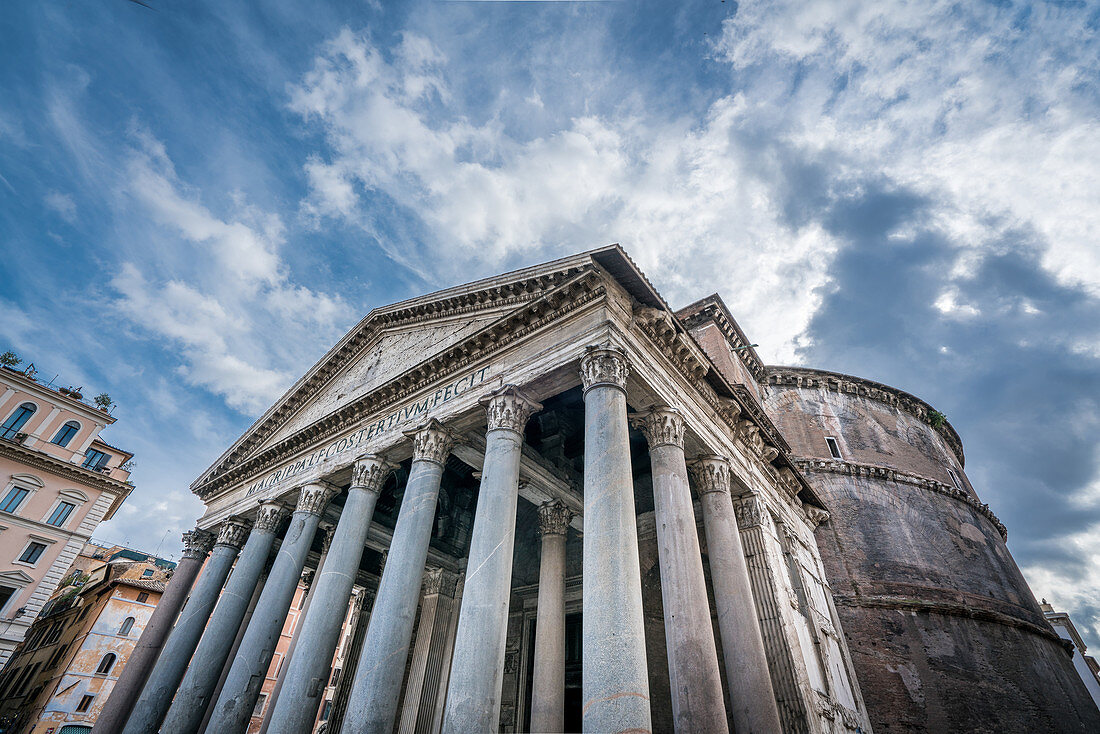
top-left (674, 297), bottom-right (766, 381)
top-left (193, 269), bottom-right (606, 500)
top-left (0, 438), bottom-right (131, 519)
top-left (833, 593), bottom-right (1060, 645)
top-left (766, 366), bottom-right (965, 468)
top-left (793, 457), bottom-right (1006, 540)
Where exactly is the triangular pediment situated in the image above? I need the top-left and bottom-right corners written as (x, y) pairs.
top-left (192, 248), bottom-right (631, 494)
top-left (0, 569), bottom-right (35, 584)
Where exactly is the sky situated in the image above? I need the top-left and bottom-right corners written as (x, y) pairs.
top-left (1, 0), bottom-right (1098, 646)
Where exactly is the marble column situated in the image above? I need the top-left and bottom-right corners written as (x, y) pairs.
top-left (690, 456), bottom-right (782, 734)
top-left (398, 567), bottom-right (453, 734)
top-left (530, 500), bottom-right (572, 734)
top-left (441, 384), bottom-right (541, 734)
top-left (580, 344), bottom-right (652, 733)
top-left (157, 501), bottom-right (287, 734)
top-left (206, 482), bottom-right (339, 734)
top-left (429, 571), bottom-right (465, 734)
top-left (120, 518), bottom-right (250, 734)
top-left (328, 588), bottom-right (372, 734)
top-left (259, 521), bottom-right (333, 734)
top-left (343, 419), bottom-right (457, 734)
top-left (268, 456), bottom-right (394, 734)
top-left (634, 408), bottom-right (728, 734)
top-left (92, 528), bottom-right (215, 734)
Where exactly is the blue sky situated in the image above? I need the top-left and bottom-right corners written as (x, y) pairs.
top-left (2, 0), bottom-right (1099, 645)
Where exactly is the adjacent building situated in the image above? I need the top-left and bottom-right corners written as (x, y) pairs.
top-left (0, 541), bottom-right (173, 734)
top-left (0, 361), bottom-right (133, 668)
top-left (1041, 599), bottom-right (1100, 712)
top-left (103, 245), bottom-right (1100, 733)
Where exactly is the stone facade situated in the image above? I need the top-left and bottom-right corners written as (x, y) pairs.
top-left (95, 246), bottom-right (1097, 734)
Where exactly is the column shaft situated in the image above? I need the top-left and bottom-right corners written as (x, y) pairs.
top-left (121, 520), bottom-right (251, 734)
top-left (693, 458), bottom-right (783, 734)
top-left (268, 457), bottom-right (392, 734)
top-left (397, 568), bottom-right (449, 734)
top-left (159, 503), bottom-right (285, 734)
top-left (206, 483), bottom-right (337, 734)
top-left (428, 572), bottom-right (465, 734)
top-left (530, 502), bottom-right (571, 734)
top-left (91, 530), bottom-right (212, 734)
top-left (638, 408), bottom-right (727, 734)
top-left (580, 345), bottom-right (651, 733)
top-left (343, 420), bottom-right (455, 734)
top-left (328, 589), bottom-right (373, 734)
top-left (441, 385), bottom-right (540, 734)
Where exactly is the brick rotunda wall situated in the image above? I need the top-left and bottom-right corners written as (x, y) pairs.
top-left (763, 367), bottom-right (1100, 733)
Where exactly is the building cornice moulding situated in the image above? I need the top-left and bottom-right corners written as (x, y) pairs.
top-left (193, 269), bottom-right (607, 500)
top-left (794, 457), bottom-right (1006, 540)
top-left (766, 366), bottom-right (965, 468)
top-left (0, 440), bottom-right (129, 520)
top-left (674, 297), bottom-right (766, 381)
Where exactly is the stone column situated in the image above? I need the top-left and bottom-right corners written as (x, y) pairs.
top-left (398, 567), bottom-right (453, 734)
top-left (92, 528), bottom-right (215, 734)
top-left (158, 501), bottom-right (287, 734)
top-left (329, 588), bottom-right (372, 734)
top-left (633, 408), bottom-right (728, 734)
top-left (206, 482), bottom-right (339, 734)
top-left (429, 571), bottom-right (465, 734)
top-left (343, 419), bottom-right (457, 734)
top-left (579, 344), bottom-right (652, 733)
top-left (441, 385), bottom-right (541, 734)
top-left (259, 522), bottom-right (333, 734)
top-left (120, 519), bottom-right (249, 734)
top-left (690, 456), bottom-right (783, 734)
top-left (530, 500), bottom-right (572, 734)
top-left (268, 456), bottom-right (394, 734)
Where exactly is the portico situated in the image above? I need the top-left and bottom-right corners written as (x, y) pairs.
top-left (111, 246), bottom-right (870, 734)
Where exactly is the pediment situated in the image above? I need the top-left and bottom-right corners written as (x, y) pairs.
top-left (193, 250), bottom-right (617, 493)
top-left (255, 313), bottom-right (506, 452)
top-left (0, 569), bottom-right (35, 584)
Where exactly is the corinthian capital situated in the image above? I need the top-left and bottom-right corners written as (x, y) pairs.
top-left (215, 516), bottom-right (252, 550)
top-left (351, 454), bottom-right (396, 494)
top-left (296, 483), bottom-right (340, 516)
top-left (181, 529), bottom-right (215, 560)
top-left (482, 384), bottom-right (542, 433)
top-left (537, 500), bottom-right (572, 537)
top-left (689, 455), bottom-right (732, 496)
top-left (254, 499), bottom-right (289, 533)
top-left (580, 343), bottom-right (629, 393)
top-left (406, 419), bottom-right (458, 465)
top-left (631, 407), bottom-right (686, 450)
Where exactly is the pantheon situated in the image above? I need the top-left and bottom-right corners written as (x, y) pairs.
top-left (95, 245), bottom-right (1100, 733)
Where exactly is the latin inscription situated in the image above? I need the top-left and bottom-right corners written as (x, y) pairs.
top-left (245, 365), bottom-right (492, 497)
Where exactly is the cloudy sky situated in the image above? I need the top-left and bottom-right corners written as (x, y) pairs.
top-left (2, 1), bottom-right (1098, 645)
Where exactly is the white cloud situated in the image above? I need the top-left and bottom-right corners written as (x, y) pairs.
top-left (44, 191), bottom-right (77, 223)
top-left (717, 0), bottom-right (1100, 297)
top-left (290, 30), bottom-right (840, 362)
top-left (111, 134), bottom-right (352, 413)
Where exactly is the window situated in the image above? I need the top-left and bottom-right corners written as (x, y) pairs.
top-left (141, 569), bottom-right (154, 577)
top-left (50, 421), bottom-right (80, 447)
top-left (253, 693), bottom-right (267, 717)
top-left (76, 693), bottom-right (95, 712)
top-left (95, 653), bottom-right (116, 676)
top-left (330, 667), bottom-right (341, 686)
top-left (18, 542), bottom-right (47, 565)
top-left (46, 501), bottom-right (76, 527)
top-left (136, 592), bottom-right (149, 603)
top-left (0, 585), bottom-right (16, 615)
top-left (119, 617), bottom-right (135, 636)
top-left (82, 449), bottom-right (110, 471)
top-left (948, 468), bottom-right (962, 489)
top-left (0, 402), bottom-right (36, 440)
top-left (0, 486), bottom-right (30, 514)
top-left (825, 436), bottom-right (843, 460)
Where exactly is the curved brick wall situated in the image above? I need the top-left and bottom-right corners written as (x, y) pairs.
top-left (763, 367), bottom-right (1100, 733)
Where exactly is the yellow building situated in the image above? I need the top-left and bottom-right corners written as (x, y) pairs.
top-left (0, 542), bottom-right (173, 734)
